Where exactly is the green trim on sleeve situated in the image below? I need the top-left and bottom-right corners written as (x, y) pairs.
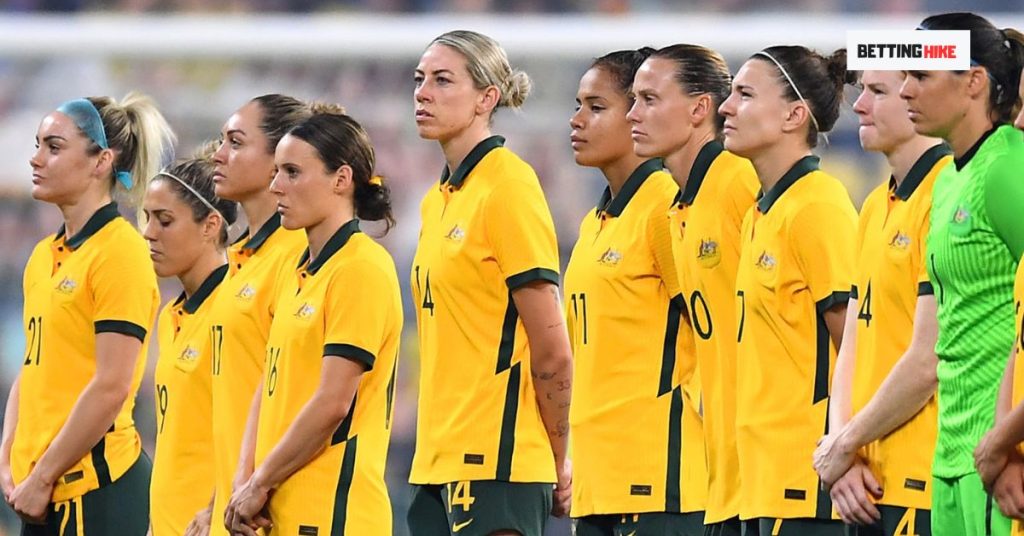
top-left (324, 343), bottom-right (375, 370)
top-left (918, 282), bottom-right (935, 296)
top-left (815, 291), bottom-right (851, 315)
top-left (95, 320), bottom-right (147, 342)
top-left (505, 268), bottom-right (559, 290)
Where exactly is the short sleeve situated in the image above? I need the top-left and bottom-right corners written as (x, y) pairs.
top-left (916, 204), bottom-right (934, 296)
top-left (985, 157), bottom-right (1024, 261)
top-left (322, 260), bottom-right (390, 371)
top-left (792, 201), bottom-right (857, 314)
top-left (483, 177), bottom-right (560, 290)
top-left (648, 206), bottom-right (684, 305)
top-left (91, 244), bottom-right (158, 341)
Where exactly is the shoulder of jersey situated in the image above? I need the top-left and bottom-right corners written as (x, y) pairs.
top-left (715, 151), bottom-right (759, 193)
top-left (479, 147), bottom-right (540, 189)
top-left (106, 218), bottom-right (153, 258)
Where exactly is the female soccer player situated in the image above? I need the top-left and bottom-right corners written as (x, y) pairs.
top-left (145, 147), bottom-right (238, 536)
top-left (628, 44), bottom-right (759, 536)
top-left (897, 13), bottom-right (1024, 536)
top-left (718, 46), bottom-right (856, 536)
top-left (0, 93), bottom-right (173, 535)
top-left (565, 47), bottom-right (704, 536)
top-left (224, 108), bottom-right (402, 536)
top-left (203, 95), bottom-right (311, 535)
top-left (408, 30), bottom-right (573, 536)
top-left (812, 69), bottom-right (950, 535)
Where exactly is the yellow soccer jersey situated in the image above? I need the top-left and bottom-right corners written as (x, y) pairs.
top-left (255, 219), bottom-right (401, 535)
top-left (409, 136), bottom-right (560, 485)
top-left (1011, 254), bottom-right (1024, 411)
top-left (670, 141), bottom-right (759, 523)
top-left (850, 146), bottom-right (950, 510)
top-left (14, 202), bottom-right (159, 502)
top-left (151, 264), bottom-right (228, 536)
top-left (209, 213), bottom-right (306, 535)
top-left (565, 159), bottom-right (705, 517)
top-left (734, 156), bottom-right (857, 520)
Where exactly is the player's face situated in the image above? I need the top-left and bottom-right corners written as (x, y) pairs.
top-left (899, 69), bottom-right (973, 139)
top-left (414, 44), bottom-right (486, 143)
top-left (853, 70), bottom-right (918, 153)
top-left (142, 178), bottom-right (212, 279)
top-left (570, 67), bottom-right (635, 169)
top-left (1014, 68), bottom-right (1024, 131)
top-left (270, 134), bottom-right (342, 231)
top-left (212, 101), bottom-right (276, 202)
top-left (627, 57), bottom-right (700, 158)
top-left (719, 59), bottom-right (789, 159)
top-left (30, 112), bottom-right (105, 205)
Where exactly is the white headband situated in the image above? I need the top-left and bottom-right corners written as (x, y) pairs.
top-left (754, 51), bottom-right (826, 141)
top-left (156, 171), bottom-right (225, 224)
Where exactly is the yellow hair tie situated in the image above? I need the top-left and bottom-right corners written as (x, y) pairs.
top-left (369, 175), bottom-right (384, 186)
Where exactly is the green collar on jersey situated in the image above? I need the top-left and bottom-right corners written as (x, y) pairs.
top-left (954, 125), bottom-right (1001, 171)
top-left (298, 218), bottom-right (361, 275)
top-left (597, 158), bottom-right (663, 217)
top-left (56, 202), bottom-right (120, 250)
top-left (239, 212), bottom-right (283, 252)
top-left (756, 155), bottom-right (820, 214)
top-left (674, 140), bottom-right (724, 206)
top-left (891, 143), bottom-right (952, 201)
top-left (178, 264), bottom-right (229, 314)
top-left (441, 135), bottom-right (505, 190)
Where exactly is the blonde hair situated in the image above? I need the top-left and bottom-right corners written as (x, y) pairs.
top-left (86, 92), bottom-right (175, 219)
top-left (430, 30), bottom-right (531, 111)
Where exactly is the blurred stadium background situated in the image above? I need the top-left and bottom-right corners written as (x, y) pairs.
top-left (0, 2), bottom-right (1022, 534)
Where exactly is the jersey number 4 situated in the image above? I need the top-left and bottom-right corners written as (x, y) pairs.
top-left (414, 265), bottom-right (435, 316)
top-left (857, 282), bottom-right (873, 327)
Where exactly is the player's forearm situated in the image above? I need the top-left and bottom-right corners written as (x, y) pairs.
top-left (1, 377), bottom-right (20, 462)
top-left (33, 379), bottom-right (129, 485)
top-left (997, 349), bottom-right (1015, 422)
top-left (828, 301), bottom-right (859, 431)
top-left (532, 348), bottom-right (572, 465)
top-left (234, 382), bottom-right (263, 486)
top-left (842, 346), bottom-right (936, 450)
top-left (250, 390), bottom-right (350, 492)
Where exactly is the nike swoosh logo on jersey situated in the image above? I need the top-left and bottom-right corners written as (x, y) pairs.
top-left (453, 518), bottom-right (474, 532)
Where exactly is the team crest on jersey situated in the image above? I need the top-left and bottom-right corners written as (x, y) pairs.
top-left (444, 224), bottom-right (466, 242)
top-left (177, 345), bottom-right (199, 366)
top-left (696, 239), bottom-right (721, 267)
top-left (755, 251), bottom-right (777, 272)
top-left (888, 230), bottom-right (912, 251)
top-left (235, 284), bottom-right (256, 301)
top-left (953, 206), bottom-right (970, 224)
top-left (294, 302), bottom-right (315, 319)
top-left (55, 276), bottom-right (77, 294)
top-left (597, 248), bottom-right (623, 266)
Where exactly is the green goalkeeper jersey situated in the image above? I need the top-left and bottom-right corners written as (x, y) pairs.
top-left (927, 124), bottom-right (1024, 477)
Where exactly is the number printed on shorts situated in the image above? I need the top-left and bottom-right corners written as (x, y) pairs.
top-left (446, 481), bottom-right (476, 513)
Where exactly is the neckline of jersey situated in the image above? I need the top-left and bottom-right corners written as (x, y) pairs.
top-left (890, 143), bottom-right (952, 201)
top-left (756, 155), bottom-right (820, 214)
top-left (55, 201), bottom-right (120, 250)
top-left (673, 140), bottom-right (725, 206)
top-left (953, 124), bottom-right (1002, 171)
top-left (297, 218), bottom-right (361, 275)
top-left (238, 212), bottom-right (283, 252)
top-left (596, 158), bottom-right (664, 217)
top-left (176, 263), bottom-right (229, 314)
top-left (440, 135), bottom-right (506, 189)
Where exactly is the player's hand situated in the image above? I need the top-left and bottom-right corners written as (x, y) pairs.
top-left (552, 457), bottom-right (572, 518)
top-left (976, 426), bottom-right (1012, 491)
top-left (224, 476), bottom-right (272, 536)
top-left (0, 456), bottom-right (15, 503)
top-left (814, 428), bottom-right (857, 488)
top-left (185, 506), bottom-right (213, 536)
top-left (829, 460), bottom-right (882, 526)
top-left (9, 471), bottom-right (52, 524)
top-left (993, 453), bottom-right (1024, 519)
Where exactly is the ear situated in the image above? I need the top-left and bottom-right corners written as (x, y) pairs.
top-left (690, 94), bottom-right (714, 127)
top-left (476, 85), bottom-right (501, 117)
top-left (201, 211), bottom-right (224, 243)
top-left (965, 66), bottom-right (990, 100)
top-left (781, 101), bottom-right (811, 135)
top-left (331, 164), bottom-right (354, 195)
top-left (93, 148), bottom-right (115, 178)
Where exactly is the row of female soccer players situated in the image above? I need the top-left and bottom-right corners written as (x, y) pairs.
top-left (4, 9), bottom-right (1024, 536)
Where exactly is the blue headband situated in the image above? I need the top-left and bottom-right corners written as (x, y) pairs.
top-left (55, 98), bottom-right (133, 189)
